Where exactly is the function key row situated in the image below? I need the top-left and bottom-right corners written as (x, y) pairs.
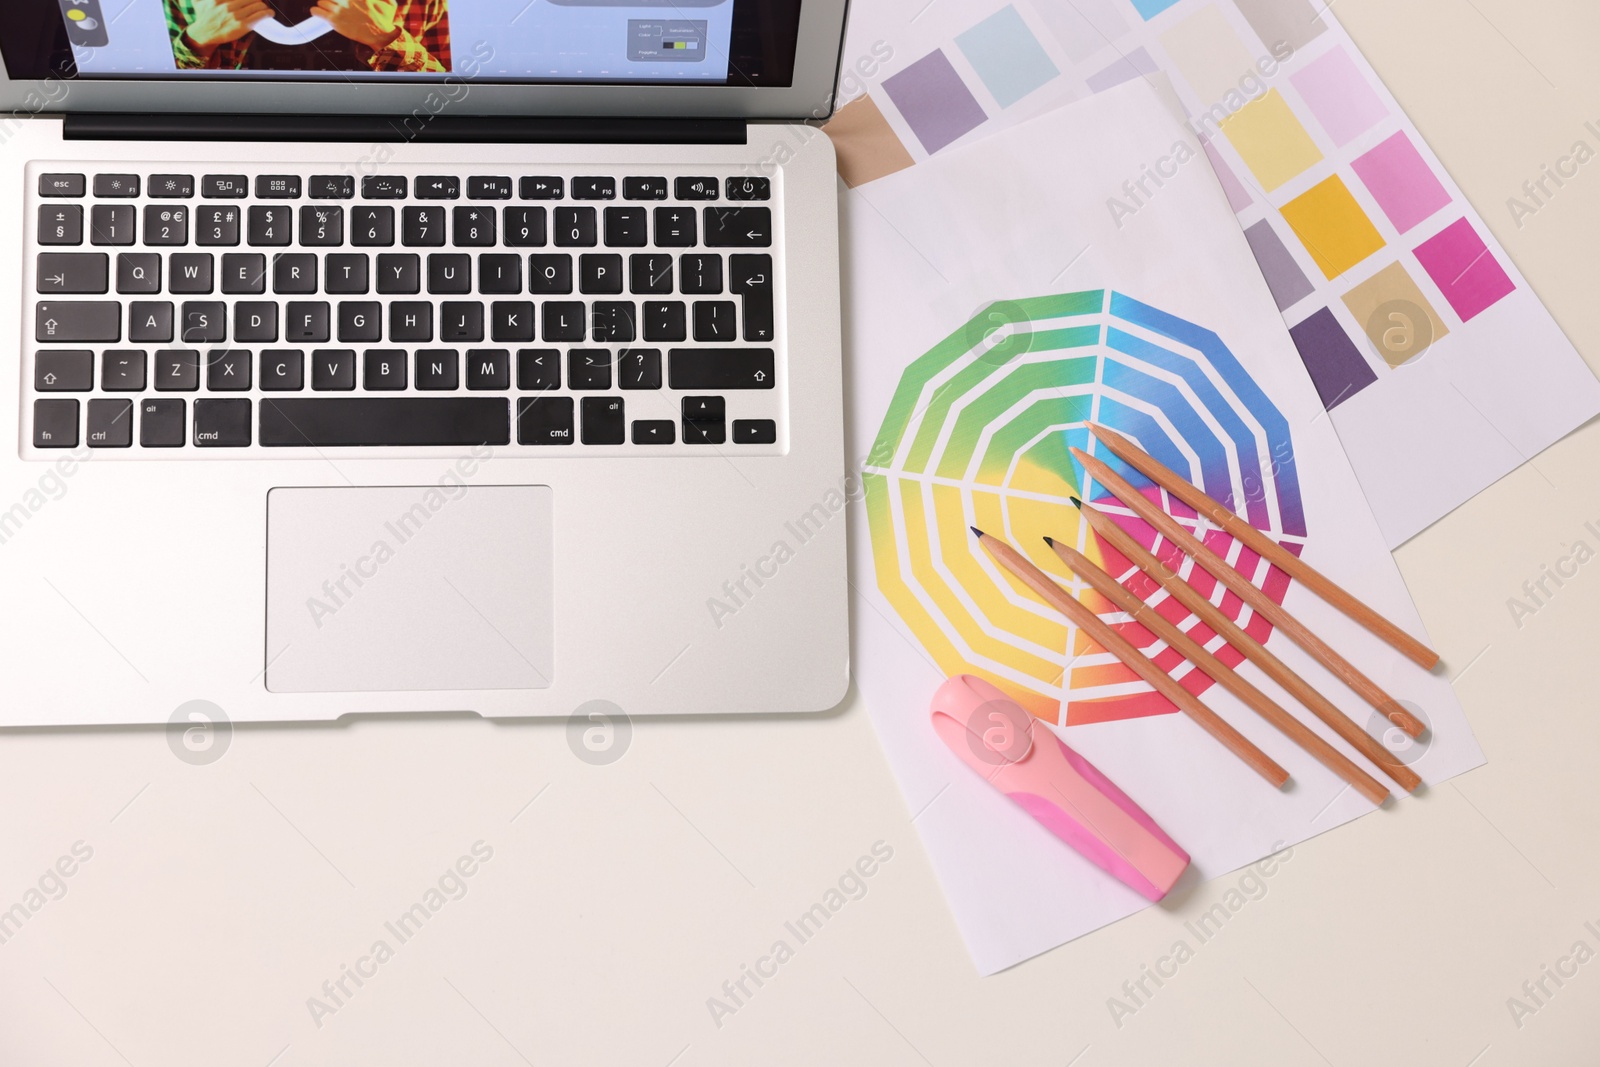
top-left (40, 173), bottom-right (771, 202)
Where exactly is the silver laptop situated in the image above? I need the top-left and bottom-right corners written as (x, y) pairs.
top-left (0, 0), bottom-right (850, 726)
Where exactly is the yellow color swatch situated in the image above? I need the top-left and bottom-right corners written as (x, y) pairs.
top-left (1220, 89), bottom-right (1322, 192)
top-left (1340, 261), bottom-right (1448, 367)
top-left (1280, 175), bottom-right (1386, 280)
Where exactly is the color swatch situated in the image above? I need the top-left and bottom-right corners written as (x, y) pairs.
top-left (1289, 306), bottom-right (1376, 409)
top-left (1244, 218), bottom-right (1314, 310)
top-left (1341, 262), bottom-right (1448, 367)
top-left (1036, 0), bottom-right (1129, 63)
top-left (1351, 131), bottom-right (1452, 234)
top-left (1233, 0), bottom-right (1326, 51)
top-left (1130, 0), bottom-right (1184, 19)
top-left (1280, 175), bottom-right (1385, 280)
top-left (825, 95), bottom-right (916, 189)
top-left (1160, 5), bottom-right (1256, 106)
top-left (1221, 89), bottom-right (1323, 191)
top-left (882, 49), bottom-right (988, 155)
top-left (1413, 218), bottom-right (1516, 322)
top-left (955, 5), bottom-right (1060, 108)
top-left (1289, 45), bottom-right (1387, 147)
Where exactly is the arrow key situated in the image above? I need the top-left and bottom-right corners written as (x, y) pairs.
top-left (35, 350), bottom-right (93, 391)
top-left (37, 252), bottom-right (108, 293)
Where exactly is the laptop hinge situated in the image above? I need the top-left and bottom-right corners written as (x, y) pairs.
top-left (62, 113), bottom-right (748, 145)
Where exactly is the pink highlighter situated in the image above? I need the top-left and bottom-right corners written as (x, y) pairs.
top-left (930, 675), bottom-right (1190, 902)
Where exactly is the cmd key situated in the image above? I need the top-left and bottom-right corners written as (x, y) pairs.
top-left (36, 301), bottom-right (120, 342)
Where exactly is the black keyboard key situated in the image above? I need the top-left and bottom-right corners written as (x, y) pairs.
top-left (139, 398), bottom-right (186, 447)
top-left (352, 206), bottom-right (396, 246)
top-left (33, 399), bottom-right (78, 448)
top-left (325, 254), bottom-right (369, 293)
top-left (311, 349), bottom-right (356, 391)
top-left (542, 302), bottom-right (585, 341)
top-left (504, 206), bottom-right (547, 247)
top-left (619, 348), bottom-right (661, 390)
top-left (273, 253), bottom-right (317, 294)
top-left (491, 301), bottom-right (534, 342)
top-left (361, 175), bottom-right (408, 200)
top-left (441, 302), bottom-right (483, 342)
top-left (704, 206), bottom-right (772, 247)
top-left (683, 394), bottom-right (725, 445)
top-left (202, 174), bottom-right (248, 198)
top-left (468, 176), bottom-right (513, 200)
top-left (479, 253), bottom-right (522, 294)
top-left (221, 253), bottom-right (265, 293)
top-left (629, 253), bottom-right (674, 295)
top-left (517, 349), bottom-right (560, 391)
top-left (580, 253), bottom-right (624, 294)
top-left (117, 252), bottom-right (161, 293)
top-left (39, 173), bottom-right (85, 197)
top-left (466, 349), bottom-right (510, 390)
top-left (518, 396), bottom-right (574, 444)
top-left (377, 253), bottom-right (420, 293)
top-left (521, 176), bottom-right (564, 200)
top-left (309, 175), bottom-right (355, 199)
top-left (300, 206), bottom-right (344, 246)
top-left (364, 350), bottom-right (407, 390)
top-left (155, 349), bottom-right (201, 391)
top-left (261, 397), bottom-right (510, 446)
top-left (35, 350), bottom-right (93, 391)
top-left (417, 176), bottom-right (460, 200)
top-left (593, 302), bottom-right (635, 343)
top-left (38, 205), bottom-right (83, 245)
top-left (554, 207), bottom-right (597, 247)
top-left (261, 350), bottom-right (305, 390)
top-left (129, 301), bottom-right (174, 342)
top-left (604, 207), bottom-right (647, 247)
top-left (170, 253), bottom-right (214, 294)
top-left (235, 302), bottom-right (278, 342)
top-left (643, 301), bottom-right (686, 342)
top-left (632, 420), bottom-right (675, 445)
top-left (676, 177), bottom-right (719, 200)
top-left (87, 399), bottom-right (133, 447)
top-left (528, 254), bottom-right (573, 294)
top-left (286, 301), bottom-right (330, 343)
top-left (452, 206), bottom-right (496, 246)
top-left (680, 253), bottom-right (722, 293)
top-left (196, 206), bottom-right (240, 246)
top-left (416, 349), bottom-right (459, 390)
top-left (730, 253), bottom-right (775, 342)
top-left (623, 176), bottom-right (668, 200)
top-left (101, 349), bottom-right (147, 391)
top-left (248, 205), bottom-right (292, 246)
top-left (572, 176), bottom-right (616, 200)
top-left (669, 348), bottom-right (775, 389)
top-left (403, 205), bottom-right (446, 246)
top-left (727, 176), bottom-right (771, 200)
top-left (207, 349), bottom-right (252, 390)
top-left (37, 252), bottom-right (108, 293)
top-left (90, 204), bottom-right (135, 245)
top-left (338, 302), bottom-right (382, 342)
top-left (428, 253), bottom-right (471, 294)
top-left (143, 205), bottom-right (189, 246)
top-left (94, 174), bottom-right (139, 198)
top-left (581, 396), bottom-right (625, 444)
top-left (654, 207), bottom-right (697, 247)
top-left (194, 398), bottom-right (251, 446)
top-left (569, 349), bottom-right (611, 390)
top-left (693, 301), bottom-right (737, 342)
top-left (36, 301), bottom-right (119, 342)
top-left (256, 175), bottom-right (301, 199)
top-left (389, 301), bottom-right (433, 342)
top-left (180, 302), bottom-right (226, 343)
top-left (149, 174), bottom-right (195, 198)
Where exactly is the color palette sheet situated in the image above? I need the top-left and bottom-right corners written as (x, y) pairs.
top-left (830, 0), bottom-right (1600, 546)
top-left (842, 81), bottom-right (1484, 974)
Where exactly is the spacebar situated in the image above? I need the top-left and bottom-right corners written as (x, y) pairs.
top-left (259, 398), bottom-right (510, 447)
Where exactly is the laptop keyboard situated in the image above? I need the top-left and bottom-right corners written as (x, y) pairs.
top-left (26, 164), bottom-right (783, 455)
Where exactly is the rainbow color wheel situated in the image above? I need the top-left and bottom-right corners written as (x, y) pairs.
top-left (863, 290), bottom-right (1308, 726)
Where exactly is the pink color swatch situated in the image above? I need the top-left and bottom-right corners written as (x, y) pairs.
top-left (1351, 131), bottom-right (1451, 234)
top-left (1289, 45), bottom-right (1387, 147)
top-left (1413, 218), bottom-right (1516, 322)
top-left (1202, 138), bottom-right (1252, 213)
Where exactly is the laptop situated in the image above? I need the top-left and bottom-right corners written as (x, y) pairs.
top-left (0, 0), bottom-right (850, 727)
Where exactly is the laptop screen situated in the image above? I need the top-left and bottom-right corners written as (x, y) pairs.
top-left (2, 0), bottom-right (803, 87)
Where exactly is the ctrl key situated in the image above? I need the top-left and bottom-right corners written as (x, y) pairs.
top-left (193, 398), bottom-right (252, 447)
top-left (33, 399), bottom-right (79, 448)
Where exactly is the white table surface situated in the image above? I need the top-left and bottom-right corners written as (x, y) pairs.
top-left (6, 2), bottom-right (1600, 1063)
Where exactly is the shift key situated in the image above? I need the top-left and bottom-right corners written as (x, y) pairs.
top-left (37, 301), bottom-right (120, 343)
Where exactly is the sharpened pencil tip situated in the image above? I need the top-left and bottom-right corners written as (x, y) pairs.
top-left (1068, 497), bottom-right (1082, 509)
top-left (1042, 535), bottom-right (1054, 546)
top-left (969, 526), bottom-right (985, 539)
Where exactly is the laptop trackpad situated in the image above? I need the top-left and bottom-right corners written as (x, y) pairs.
top-left (265, 486), bottom-right (554, 694)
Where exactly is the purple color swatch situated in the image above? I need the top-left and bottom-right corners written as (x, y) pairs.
top-left (1352, 131), bottom-right (1452, 234)
top-left (1413, 217), bottom-right (1516, 322)
top-left (1085, 46), bottom-right (1159, 92)
top-left (1289, 307), bottom-right (1376, 410)
top-left (882, 50), bottom-right (989, 155)
top-left (1202, 138), bottom-right (1252, 213)
top-left (1288, 45), bottom-right (1387, 147)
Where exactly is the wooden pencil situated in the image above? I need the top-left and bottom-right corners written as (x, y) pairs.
top-left (970, 527), bottom-right (1290, 788)
top-left (1045, 536), bottom-right (1391, 806)
top-left (1073, 498), bottom-right (1423, 793)
top-left (1086, 422), bottom-right (1439, 670)
top-left (1071, 446), bottom-right (1426, 740)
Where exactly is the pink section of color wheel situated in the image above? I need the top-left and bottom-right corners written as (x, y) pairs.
top-left (1413, 218), bottom-right (1516, 322)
